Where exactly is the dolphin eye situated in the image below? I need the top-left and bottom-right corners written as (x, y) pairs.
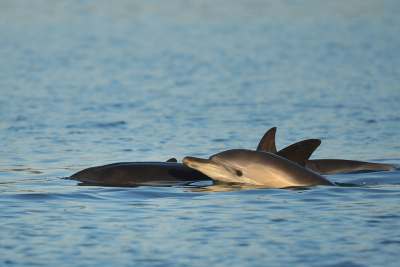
top-left (236, 170), bottom-right (243, 177)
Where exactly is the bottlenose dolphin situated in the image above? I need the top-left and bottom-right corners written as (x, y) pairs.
top-left (183, 149), bottom-right (336, 188)
top-left (70, 130), bottom-right (321, 185)
top-left (257, 127), bottom-right (397, 175)
top-left (71, 161), bottom-right (210, 185)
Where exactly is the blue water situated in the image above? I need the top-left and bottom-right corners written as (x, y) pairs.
top-left (1, 0), bottom-right (400, 266)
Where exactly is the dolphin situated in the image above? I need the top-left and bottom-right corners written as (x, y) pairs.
top-left (257, 127), bottom-right (397, 175)
top-left (71, 160), bottom-right (211, 185)
top-left (183, 149), bottom-right (336, 188)
top-left (70, 130), bottom-right (322, 185)
top-left (304, 159), bottom-right (397, 175)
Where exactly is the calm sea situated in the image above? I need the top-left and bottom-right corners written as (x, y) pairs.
top-left (1, 1), bottom-right (400, 266)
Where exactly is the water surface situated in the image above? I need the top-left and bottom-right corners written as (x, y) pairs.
top-left (1, 1), bottom-right (400, 266)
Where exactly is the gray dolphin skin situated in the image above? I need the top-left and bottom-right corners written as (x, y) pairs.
top-left (183, 149), bottom-right (336, 188)
top-left (305, 159), bottom-right (396, 175)
top-left (71, 161), bottom-right (211, 185)
top-left (257, 127), bottom-right (397, 175)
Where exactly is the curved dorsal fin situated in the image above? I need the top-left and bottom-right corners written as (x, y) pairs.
top-left (256, 127), bottom-right (277, 153)
top-left (166, 158), bottom-right (178, 163)
top-left (276, 139), bottom-right (321, 167)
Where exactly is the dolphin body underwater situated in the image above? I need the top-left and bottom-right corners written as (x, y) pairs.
top-left (257, 127), bottom-right (397, 175)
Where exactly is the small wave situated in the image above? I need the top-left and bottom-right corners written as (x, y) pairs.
top-left (66, 121), bottom-right (127, 129)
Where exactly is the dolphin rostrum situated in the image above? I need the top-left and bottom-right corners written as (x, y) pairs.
top-left (183, 149), bottom-right (336, 188)
top-left (257, 127), bottom-right (397, 175)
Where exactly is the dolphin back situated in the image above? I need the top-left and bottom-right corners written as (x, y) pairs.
top-left (71, 162), bottom-right (211, 184)
top-left (306, 159), bottom-right (397, 175)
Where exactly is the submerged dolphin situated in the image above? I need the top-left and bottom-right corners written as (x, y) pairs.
top-left (183, 149), bottom-right (336, 188)
top-left (71, 130), bottom-right (321, 185)
top-left (257, 127), bottom-right (397, 175)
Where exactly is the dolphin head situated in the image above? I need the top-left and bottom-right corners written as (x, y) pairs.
top-left (183, 150), bottom-right (259, 184)
top-left (183, 149), bottom-right (290, 185)
top-left (183, 149), bottom-right (336, 187)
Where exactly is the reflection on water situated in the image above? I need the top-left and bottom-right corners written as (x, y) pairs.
top-left (1, 0), bottom-right (400, 266)
top-left (186, 182), bottom-right (315, 193)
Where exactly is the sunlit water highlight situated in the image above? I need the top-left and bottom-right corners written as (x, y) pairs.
top-left (1, 1), bottom-right (400, 266)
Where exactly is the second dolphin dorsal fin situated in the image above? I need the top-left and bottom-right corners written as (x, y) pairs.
top-left (256, 127), bottom-right (277, 153)
top-left (166, 158), bottom-right (178, 163)
top-left (276, 139), bottom-right (321, 167)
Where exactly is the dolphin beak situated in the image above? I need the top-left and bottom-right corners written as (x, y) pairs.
top-left (183, 156), bottom-right (218, 168)
top-left (183, 156), bottom-right (226, 172)
top-left (183, 156), bottom-right (239, 183)
top-left (183, 156), bottom-right (238, 183)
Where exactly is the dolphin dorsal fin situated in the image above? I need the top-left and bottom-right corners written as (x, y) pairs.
top-left (276, 139), bottom-right (321, 167)
top-left (256, 127), bottom-right (277, 153)
top-left (166, 158), bottom-right (178, 163)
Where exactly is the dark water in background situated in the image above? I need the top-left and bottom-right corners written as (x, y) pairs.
top-left (1, 0), bottom-right (400, 266)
